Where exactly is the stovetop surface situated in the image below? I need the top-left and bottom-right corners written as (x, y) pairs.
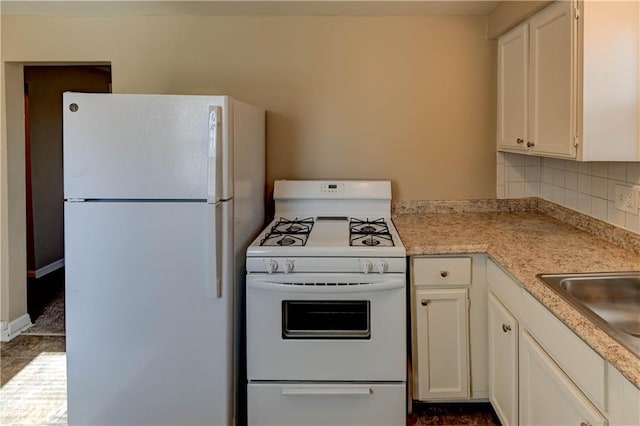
top-left (247, 215), bottom-right (405, 258)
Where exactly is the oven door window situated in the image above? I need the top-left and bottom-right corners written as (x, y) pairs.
top-left (282, 300), bottom-right (371, 339)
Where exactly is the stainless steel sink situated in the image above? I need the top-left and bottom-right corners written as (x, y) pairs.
top-left (537, 272), bottom-right (640, 357)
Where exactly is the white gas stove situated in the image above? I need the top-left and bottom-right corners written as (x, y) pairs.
top-left (246, 180), bottom-right (406, 426)
top-left (246, 215), bottom-right (406, 273)
top-left (247, 180), bottom-right (406, 272)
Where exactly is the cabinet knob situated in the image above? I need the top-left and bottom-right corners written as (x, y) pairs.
top-left (421, 299), bottom-right (430, 306)
top-left (440, 270), bottom-right (449, 278)
top-left (502, 324), bottom-right (512, 333)
top-left (516, 138), bottom-right (524, 144)
top-left (527, 141), bottom-right (535, 148)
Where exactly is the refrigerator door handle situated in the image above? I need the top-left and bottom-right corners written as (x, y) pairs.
top-left (207, 106), bottom-right (223, 204)
top-left (206, 202), bottom-right (223, 299)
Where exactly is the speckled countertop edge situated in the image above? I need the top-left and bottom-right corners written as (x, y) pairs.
top-left (392, 198), bottom-right (640, 389)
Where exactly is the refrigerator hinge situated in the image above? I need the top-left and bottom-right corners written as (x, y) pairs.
top-left (67, 198), bottom-right (86, 203)
top-left (574, 3), bottom-right (580, 20)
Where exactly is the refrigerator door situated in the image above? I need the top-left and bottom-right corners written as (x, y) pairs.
top-left (65, 200), bottom-right (233, 426)
top-left (63, 93), bottom-right (231, 201)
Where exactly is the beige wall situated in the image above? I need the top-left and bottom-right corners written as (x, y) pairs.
top-left (1, 13), bottom-right (497, 323)
top-left (0, 63), bottom-right (27, 324)
top-left (3, 14), bottom-right (497, 201)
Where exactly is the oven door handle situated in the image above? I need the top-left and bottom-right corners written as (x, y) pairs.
top-left (281, 386), bottom-right (372, 396)
top-left (247, 279), bottom-right (404, 293)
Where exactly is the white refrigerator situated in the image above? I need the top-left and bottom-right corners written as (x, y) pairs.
top-left (63, 93), bottom-right (265, 425)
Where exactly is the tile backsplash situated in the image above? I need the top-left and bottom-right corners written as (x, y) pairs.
top-left (497, 152), bottom-right (640, 234)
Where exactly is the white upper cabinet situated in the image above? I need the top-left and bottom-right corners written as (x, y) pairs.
top-left (497, 0), bottom-right (640, 161)
top-left (528, 1), bottom-right (576, 158)
top-left (497, 22), bottom-right (528, 152)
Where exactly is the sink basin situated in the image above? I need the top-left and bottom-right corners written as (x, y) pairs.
top-left (537, 272), bottom-right (640, 357)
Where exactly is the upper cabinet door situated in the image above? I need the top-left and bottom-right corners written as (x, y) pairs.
top-left (497, 23), bottom-right (528, 152)
top-left (527, 0), bottom-right (577, 158)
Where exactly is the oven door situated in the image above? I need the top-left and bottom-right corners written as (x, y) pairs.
top-left (246, 273), bottom-right (406, 382)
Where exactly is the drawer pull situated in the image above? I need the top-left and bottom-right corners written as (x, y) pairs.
top-left (440, 270), bottom-right (449, 278)
top-left (580, 423), bottom-right (591, 426)
top-left (502, 324), bottom-right (512, 333)
top-left (421, 299), bottom-right (430, 306)
top-left (282, 386), bottom-right (372, 396)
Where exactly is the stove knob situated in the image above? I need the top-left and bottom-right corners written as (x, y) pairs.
top-left (361, 260), bottom-right (373, 274)
top-left (284, 259), bottom-right (294, 273)
top-left (266, 259), bottom-right (278, 273)
top-left (377, 260), bottom-right (389, 274)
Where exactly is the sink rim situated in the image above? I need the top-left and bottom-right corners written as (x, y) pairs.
top-left (536, 271), bottom-right (640, 359)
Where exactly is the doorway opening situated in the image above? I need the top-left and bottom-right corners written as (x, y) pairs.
top-left (23, 65), bottom-right (112, 335)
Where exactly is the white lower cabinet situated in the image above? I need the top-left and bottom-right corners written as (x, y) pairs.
top-left (414, 288), bottom-right (470, 399)
top-left (488, 292), bottom-right (518, 426)
top-left (411, 255), bottom-right (488, 402)
top-left (519, 330), bottom-right (607, 426)
top-left (607, 364), bottom-right (640, 426)
top-left (485, 258), bottom-right (639, 426)
top-left (247, 383), bottom-right (405, 426)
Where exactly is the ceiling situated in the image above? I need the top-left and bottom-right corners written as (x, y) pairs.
top-left (0, 1), bottom-right (501, 17)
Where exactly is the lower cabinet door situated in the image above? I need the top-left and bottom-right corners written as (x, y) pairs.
top-left (488, 292), bottom-right (519, 426)
top-left (415, 288), bottom-right (470, 399)
top-left (247, 382), bottom-right (405, 426)
top-left (519, 331), bottom-right (607, 426)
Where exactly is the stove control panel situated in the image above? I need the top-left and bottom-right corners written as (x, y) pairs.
top-left (321, 183), bottom-right (345, 194)
top-left (247, 257), bottom-right (406, 274)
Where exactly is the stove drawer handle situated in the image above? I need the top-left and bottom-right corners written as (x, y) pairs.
top-left (247, 279), bottom-right (404, 293)
top-left (281, 386), bottom-right (372, 396)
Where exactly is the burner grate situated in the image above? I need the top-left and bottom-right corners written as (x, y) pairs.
top-left (349, 218), bottom-right (395, 247)
top-left (260, 217), bottom-right (314, 246)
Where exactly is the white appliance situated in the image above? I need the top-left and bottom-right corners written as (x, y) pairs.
top-left (246, 180), bottom-right (406, 426)
top-left (63, 92), bottom-right (265, 426)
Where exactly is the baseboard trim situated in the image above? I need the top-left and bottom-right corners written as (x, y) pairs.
top-left (0, 313), bottom-right (33, 342)
top-left (27, 258), bottom-right (64, 279)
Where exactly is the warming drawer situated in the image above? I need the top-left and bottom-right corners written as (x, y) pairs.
top-left (247, 382), bottom-right (405, 426)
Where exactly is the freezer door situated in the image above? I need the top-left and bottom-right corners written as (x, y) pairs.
top-left (63, 93), bottom-right (230, 200)
top-left (65, 200), bottom-right (234, 426)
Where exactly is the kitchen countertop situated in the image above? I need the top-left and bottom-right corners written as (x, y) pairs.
top-left (392, 198), bottom-right (640, 389)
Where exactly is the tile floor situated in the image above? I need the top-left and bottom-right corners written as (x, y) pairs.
top-left (1, 334), bottom-right (500, 425)
top-left (1, 335), bottom-right (67, 425)
top-left (4, 268), bottom-right (500, 424)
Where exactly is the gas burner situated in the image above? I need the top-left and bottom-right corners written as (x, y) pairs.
top-left (349, 218), bottom-right (394, 247)
top-left (362, 237), bottom-right (380, 246)
top-left (278, 236), bottom-right (298, 246)
top-left (260, 217), bottom-right (314, 246)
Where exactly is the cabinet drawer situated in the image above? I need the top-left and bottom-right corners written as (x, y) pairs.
top-left (248, 382), bottom-right (405, 426)
top-left (487, 259), bottom-right (522, 317)
top-left (412, 257), bottom-right (471, 286)
top-left (522, 291), bottom-right (606, 412)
